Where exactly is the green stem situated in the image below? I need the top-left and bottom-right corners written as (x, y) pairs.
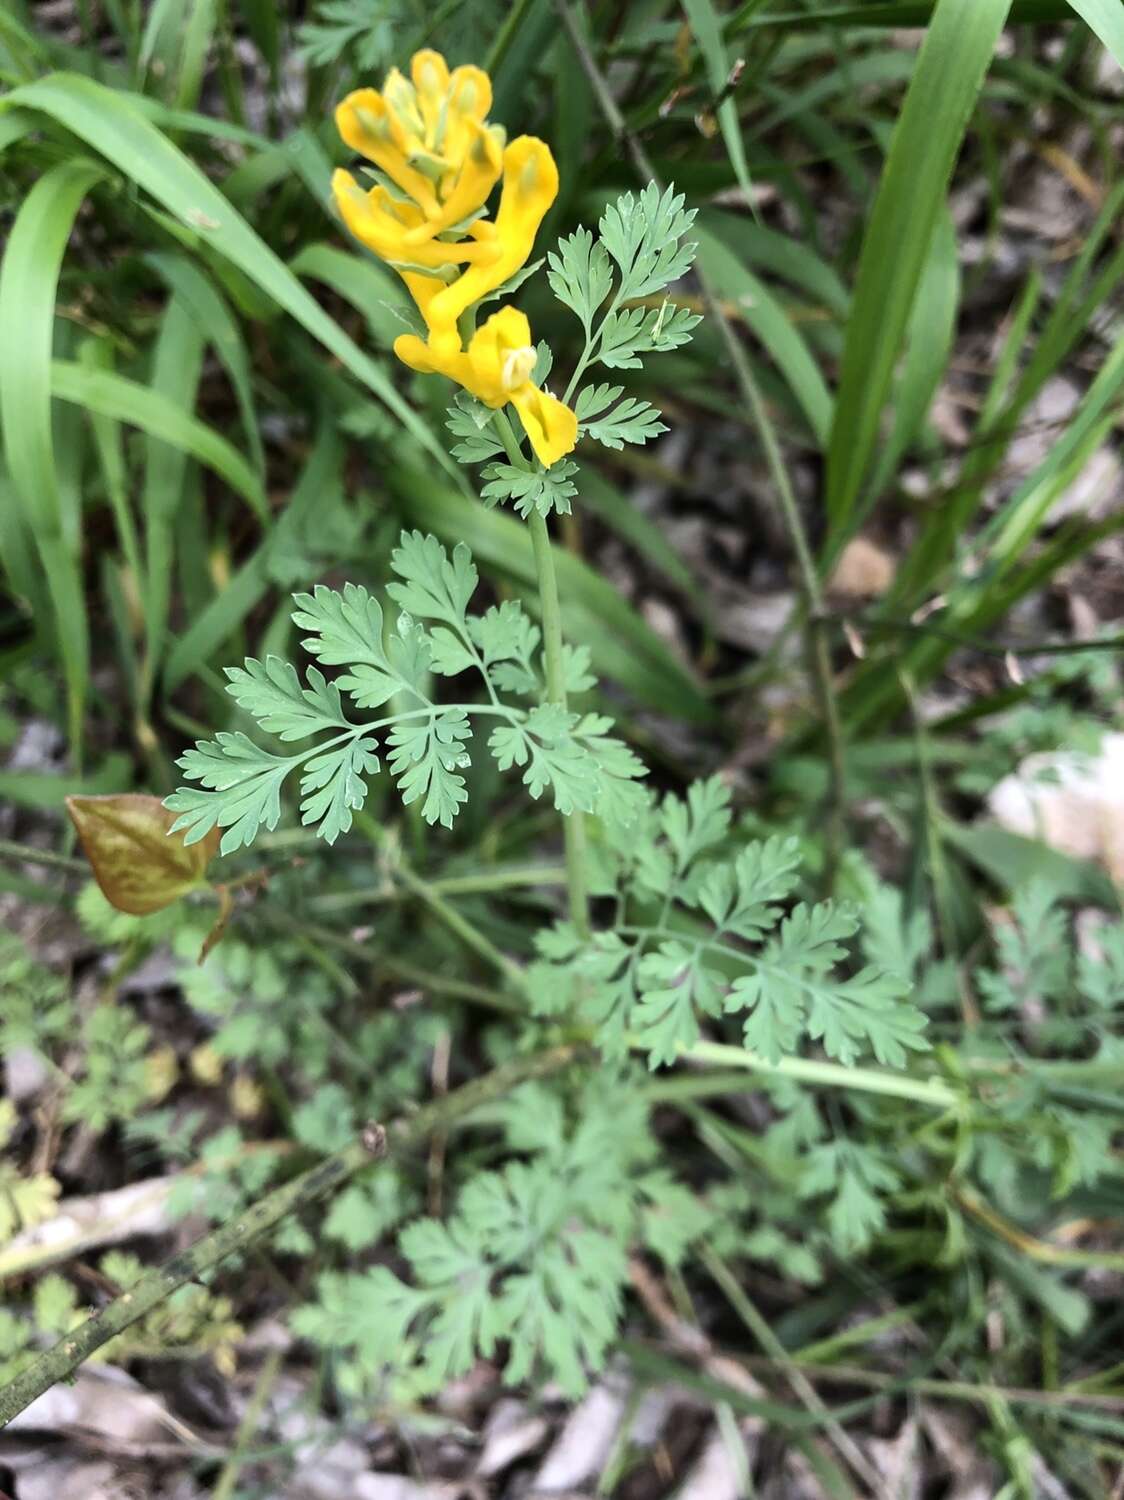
top-left (392, 849), bottom-right (528, 991)
top-left (0, 1043), bottom-right (584, 1429)
top-left (485, 0), bottom-right (535, 73)
top-left (310, 864), bottom-right (567, 911)
top-left (211, 1345), bottom-right (283, 1500)
top-left (0, 839), bottom-right (87, 875)
top-left (673, 1039), bottom-right (963, 1110)
top-left (700, 1245), bottom-right (884, 1494)
top-left (493, 409), bottom-right (590, 936)
top-left (528, 507), bottom-right (590, 935)
top-left (356, 813), bottom-right (527, 990)
top-left (256, 909), bottom-right (523, 1014)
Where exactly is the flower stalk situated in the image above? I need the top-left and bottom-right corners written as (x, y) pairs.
top-left (493, 408), bottom-right (590, 934)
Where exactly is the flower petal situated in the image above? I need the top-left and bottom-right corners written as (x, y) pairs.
top-left (427, 136), bottom-right (559, 330)
top-left (510, 384), bottom-right (578, 468)
top-left (332, 170), bottom-right (500, 273)
top-left (335, 88), bottom-right (438, 213)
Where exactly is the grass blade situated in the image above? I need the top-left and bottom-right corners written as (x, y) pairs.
top-left (1065, 0), bottom-right (1124, 68)
top-left (0, 157), bottom-right (104, 752)
top-left (163, 417), bottom-right (344, 693)
top-left (697, 227), bottom-right (833, 447)
top-left (682, 0), bottom-right (755, 205)
top-left (865, 206), bottom-right (960, 505)
top-left (139, 294), bottom-right (207, 703)
top-left (732, 2), bottom-right (1074, 27)
top-left (144, 252), bottom-right (266, 477)
top-left (77, 336), bottom-right (144, 594)
top-left (824, 0), bottom-right (1012, 534)
top-left (288, 241), bottom-right (413, 349)
top-left (3, 73), bottom-right (457, 481)
top-left (842, 328), bottom-right (1124, 733)
top-left (50, 358), bottom-right (266, 517)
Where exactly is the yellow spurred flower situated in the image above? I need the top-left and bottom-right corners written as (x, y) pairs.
top-left (424, 137), bottom-right (559, 351)
top-left (395, 307), bottom-right (577, 468)
top-left (331, 171), bottom-right (502, 272)
top-left (333, 50), bottom-right (577, 468)
top-left (334, 51), bottom-right (503, 244)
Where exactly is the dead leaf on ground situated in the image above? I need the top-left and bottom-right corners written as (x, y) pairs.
top-left (828, 536), bottom-right (896, 599)
top-left (531, 1372), bottom-right (630, 1491)
top-left (0, 1174), bottom-right (181, 1278)
top-left (8, 1365), bottom-right (192, 1445)
top-left (66, 794), bottom-right (220, 916)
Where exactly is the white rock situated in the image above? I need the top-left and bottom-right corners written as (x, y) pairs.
top-left (986, 732), bottom-right (1124, 880)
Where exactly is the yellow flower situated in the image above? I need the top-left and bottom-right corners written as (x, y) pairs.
top-left (334, 51), bottom-right (503, 244)
top-left (331, 170), bottom-right (502, 272)
top-left (395, 307), bottom-right (577, 468)
top-left (333, 53), bottom-right (573, 466)
top-left (425, 137), bottom-right (559, 351)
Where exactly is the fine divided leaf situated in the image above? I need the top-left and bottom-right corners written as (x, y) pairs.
top-left (530, 785), bottom-right (929, 1071)
top-left (577, 388), bottom-right (668, 449)
top-left (547, 226), bottom-right (613, 330)
top-left (167, 533), bottom-right (640, 849)
top-left (598, 183), bottom-right (698, 302)
top-left (480, 460), bottom-right (579, 518)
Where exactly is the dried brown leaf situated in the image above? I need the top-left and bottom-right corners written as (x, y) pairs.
top-left (66, 794), bottom-right (220, 915)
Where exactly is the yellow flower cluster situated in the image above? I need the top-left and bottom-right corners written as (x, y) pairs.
top-left (331, 50), bottom-right (577, 468)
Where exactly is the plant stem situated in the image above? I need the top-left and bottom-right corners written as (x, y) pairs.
top-left (211, 1345), bottom-right (284, 1500)
top-left (0, 1043), bottom-right (583, 1429)
top-left (955, 1185), bottom-right (1124, 1273)
top-left (309, 864), bottom-right (568, 911)
top-left (528, 507), bottom-right (590, 934)
top-left (553, 0), bottom-right (848, 885)
top-left (716, 1354), bottom-right (1124, 1417)
top-left (355, 813), bottom-right (527, 991)
top-left (493, 408), bottom-right (590, 936)
top-left (0, 838), bottom-right (87, 875)
top-left (391, 847), bottom-right (528, 991)
top-left (257, 909), bottom-right (522, 1013)
top-left (673, 1040), bottom-right (963, 1109)
top-left (485, 0), bottom-right (534, 73)
top-left (700, 1245), bottom-right (885, 1495)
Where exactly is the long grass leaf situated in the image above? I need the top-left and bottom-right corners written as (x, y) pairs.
top-left (824, 0), bottom-right (1011, 532)
top-left (3, 73), bottom-right (456, 479)
top-left (50, 358), bottom-right (266, 516)
top-left (842, 330), bottom-right (1124, 732)
top-left (77, 337), bottom-right (144, 594)
top-left (732, 2), bottom-right (1072, 27)
top-left (697, 227), bottom-right (833, 447)
top-left (682, 0), bottom-right (755, 205)
top-left (288, 241), bottom-right (412, 349)
top-left (866, 206), bottom-right (960, 503)
top-left (0, 157), bottom-right (103, 749)
top-left (163, 418), bottom-right (343, 693)
top-left (175, 0), bottom-right (217, 110)
top-left (144, 251), bottom-right (266, 476)
top-left (1066, 0), bottom-right (1124, 68)
top-left (0, 466), bottom-right (43, 615)
top-left (139, 294), bottom-right (207, 700)
top-left (703, 209), bottom-right (850, 319)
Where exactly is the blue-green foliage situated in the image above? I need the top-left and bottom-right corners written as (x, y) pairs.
top-left (292, 1077), bottom-right (707, 1398)
top-left (530, 776), bottom-right (930, 1071)
top-left (165, 530), bottom-right (645, 854)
